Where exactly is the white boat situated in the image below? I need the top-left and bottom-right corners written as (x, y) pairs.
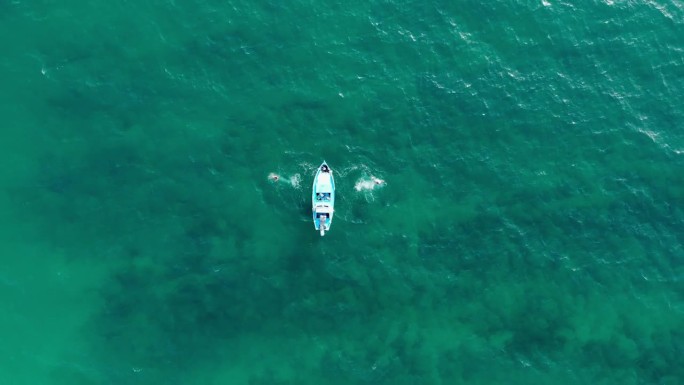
top-left (312, 161), bottom-right (335, 236)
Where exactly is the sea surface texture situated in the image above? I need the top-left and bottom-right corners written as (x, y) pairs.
top-left (1, 1), bottom-right (683, 384)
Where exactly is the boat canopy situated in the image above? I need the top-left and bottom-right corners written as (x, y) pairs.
top-left (315, 173), bottom-right (333, 192)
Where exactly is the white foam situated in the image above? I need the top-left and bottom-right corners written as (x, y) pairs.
top-left (267, 172), bottom-right (280, 182)
top-left (354, 176), bottom-right (386, 191)
top-left (354, 180), bottom-right (375, 191)
top-left (267, 172), bottom-right (301, 188)
top-left (289, 173), bottom-right (301, 188)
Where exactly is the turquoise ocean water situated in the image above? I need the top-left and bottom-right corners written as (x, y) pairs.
top-left (1, 1), bottom-right (683, 384)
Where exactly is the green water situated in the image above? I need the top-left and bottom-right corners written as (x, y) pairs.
top-left (1, 1), bottom-right (683, 384)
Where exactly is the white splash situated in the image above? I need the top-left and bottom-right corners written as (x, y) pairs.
top-left (268, 172), bottom-right (301, 188)
top-left (267, 172), bottom-right (280, 182)
top-left (355, 176), bottom-right (386, 191)
top-left (289, 173), bottom-right (301, 188)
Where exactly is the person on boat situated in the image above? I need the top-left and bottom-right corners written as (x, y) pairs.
top-left (321, 165), bottom-right (329, 172)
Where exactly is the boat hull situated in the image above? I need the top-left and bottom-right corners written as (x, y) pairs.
top-left (312, 161), bottom-right (335, 236)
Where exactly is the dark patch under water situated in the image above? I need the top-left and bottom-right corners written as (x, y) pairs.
top-left (2, 0), bottom-right (684, 384)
